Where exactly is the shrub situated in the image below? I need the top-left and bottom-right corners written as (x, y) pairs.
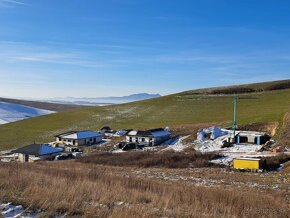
top-left (265, 81), bottom-right (290, 91)
top-left (263, 154), bottom-right (290, 171)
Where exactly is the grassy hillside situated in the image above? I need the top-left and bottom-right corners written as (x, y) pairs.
top-left (0, 97), bottom-right (86, 112)
top-left (186, 79), bottom-right (290, 95)
top-left (1, 79), bottom-right (290, 150)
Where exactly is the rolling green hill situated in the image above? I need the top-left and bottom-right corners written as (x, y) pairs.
top-left (1, 79), bottom-right (290, 150)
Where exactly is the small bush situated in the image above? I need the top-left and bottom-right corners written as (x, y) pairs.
top-left (263, 154), bottom-right (290, 171)
top-left (265, 81), bottom-right (290, 91)
top-left (210, 87), bottom-right (256, 95)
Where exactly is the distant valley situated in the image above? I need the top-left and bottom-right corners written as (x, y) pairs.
top-left (0, 102), bottom-right (55, 125)
top-left (0, 93), bottom-right (161, 124)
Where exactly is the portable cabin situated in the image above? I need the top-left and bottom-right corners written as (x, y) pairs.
top-left (233, 158), bottom-right (264, 171)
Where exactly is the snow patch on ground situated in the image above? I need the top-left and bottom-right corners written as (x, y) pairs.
top-left (0, 202), bottom-right (42, 218)
top-left (0, 102), bottom-right (54, 124)
top-left (162, 136), bottom-right (190, 152)
top-left (1, 203), bottom-right (24, 218)
top-left (112, 149), bottom-right (126, 153)
top-left (197, 127), bottom-right (229, 141)
top-left (210, 156), bottom-right (234, 165)
top-left (195, 134), bottom-right (230, 152)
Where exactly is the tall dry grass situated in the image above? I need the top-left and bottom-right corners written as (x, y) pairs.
top-left (278, 112), bottom-right (290, 148)
top-left (79, 150), bottom-right (221, 168)
top-left (0, 161), bottom-right (289, 217)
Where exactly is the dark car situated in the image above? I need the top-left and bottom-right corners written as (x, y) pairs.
top-left (122, 143), bottom-right (145, 151)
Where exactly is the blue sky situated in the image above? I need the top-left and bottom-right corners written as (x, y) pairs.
top-left (0, 0), bottom-right (290, 98)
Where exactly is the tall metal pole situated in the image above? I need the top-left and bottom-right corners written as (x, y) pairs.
top-left (233, 95), bottom-right (237, 137)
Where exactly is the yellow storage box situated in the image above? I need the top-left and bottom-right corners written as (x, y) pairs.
top-left (233, 158), bottom-right (261, 170)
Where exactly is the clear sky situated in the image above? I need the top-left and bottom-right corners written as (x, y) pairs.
top-left (0, 0), bottom-right (290, 98)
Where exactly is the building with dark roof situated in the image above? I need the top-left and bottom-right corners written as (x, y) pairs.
top-left (126, 128), bottom-right (171, 146)
top-left (13, 144), bottom-right (63, 163)
top-left (55, 130), bottom-right (104, 146)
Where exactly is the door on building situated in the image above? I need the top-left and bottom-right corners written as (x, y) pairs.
top-left (239, 136), bottom-right (248, 143)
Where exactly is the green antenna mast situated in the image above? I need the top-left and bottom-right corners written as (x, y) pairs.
top-left (233, 95), bottom-right (237, 137)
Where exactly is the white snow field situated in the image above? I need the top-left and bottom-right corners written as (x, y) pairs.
top-left (0, 102), bottom-right (55, 124)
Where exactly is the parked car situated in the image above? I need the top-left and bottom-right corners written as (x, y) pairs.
top-left (122, 143), bottom-right (145, 151)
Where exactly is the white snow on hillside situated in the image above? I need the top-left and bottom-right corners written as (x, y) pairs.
top-left (0, 102), bottom-right (55, 124)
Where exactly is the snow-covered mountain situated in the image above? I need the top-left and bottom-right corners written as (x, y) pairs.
top-left (48, 93), bottom-right (161, 105)
top-left (0, 102), bottom-right (55, 125)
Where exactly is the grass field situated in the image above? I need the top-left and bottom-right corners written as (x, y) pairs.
top-left (1, 80), bottom-right (290, 150)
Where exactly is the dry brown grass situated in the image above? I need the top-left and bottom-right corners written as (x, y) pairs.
top-left (278, 112), bottom-right (290, 148)
top-left (79, 150), bottom-right (221, 168)
top-left (239, 122), bottom-right (279, 137)
top-left (283, 161), bottom-right (290, 173)
top-left (0, 161), bottom-right (289, 218)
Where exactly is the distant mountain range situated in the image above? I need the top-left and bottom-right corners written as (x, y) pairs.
top-left (47, 93), bottom-right (161, 105)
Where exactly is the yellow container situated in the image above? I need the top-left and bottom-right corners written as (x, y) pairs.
top-left (233, 158), bottom-right (261, 170)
